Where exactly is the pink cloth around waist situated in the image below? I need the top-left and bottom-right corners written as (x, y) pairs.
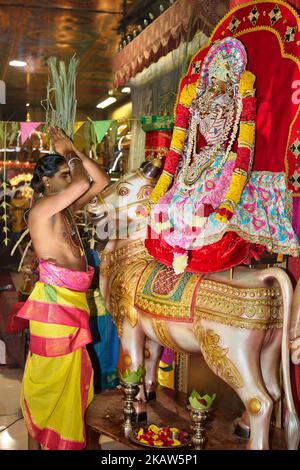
top-left (38, 260), bottom-right (94, 291)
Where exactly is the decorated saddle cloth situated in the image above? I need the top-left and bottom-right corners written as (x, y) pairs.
top-left (135, 261), bottom-right (202, 322)
top-left (17, 260), bottom-right (95, 450)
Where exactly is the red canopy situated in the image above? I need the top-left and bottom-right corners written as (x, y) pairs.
top-left (230, 0), bottom-right (300, 8)
top-left (176, 1), bottom-right (300, 194)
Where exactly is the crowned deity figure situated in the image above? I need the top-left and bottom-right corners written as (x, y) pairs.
top-left (141, 37), bottom-right (300, 273)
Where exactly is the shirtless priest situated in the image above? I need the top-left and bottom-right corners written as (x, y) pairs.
top-left (17, 126), bottom-right (109, 450)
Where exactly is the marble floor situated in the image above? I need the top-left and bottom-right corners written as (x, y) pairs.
top-left (0, 365), bottom-right (27, 450)
top-left (0, 268), bottom-right (128, 451)
top-left (0, 364), bottom-right (127, 450)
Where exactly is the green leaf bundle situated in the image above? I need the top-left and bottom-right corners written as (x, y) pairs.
top-left (43, 55), bottom-right (79, 139)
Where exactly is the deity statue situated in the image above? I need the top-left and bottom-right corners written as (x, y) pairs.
top-left (141, 37), bottom-right (300, 273)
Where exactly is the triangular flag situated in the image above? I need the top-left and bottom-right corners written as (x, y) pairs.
top-left (8, 122), bottom-right (19, 147)
top-left (87, 120), bottom-right (97, 145)
top-left (110, 120), bottom-right (118, 145)
top-left (93, 120), bottom-right (112, 144)
top-left (74, 121), bottom-right (85, 135)
top-left (20, 122), bottom-right (42, 144)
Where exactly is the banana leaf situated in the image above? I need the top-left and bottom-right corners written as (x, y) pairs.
top-left (189, 390), bottom-right (216, 410)
top-left (121, 366), bottom-right (144, 384)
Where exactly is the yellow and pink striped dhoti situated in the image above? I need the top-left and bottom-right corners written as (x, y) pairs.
top-left (17, 260), bottom-right (95, 450)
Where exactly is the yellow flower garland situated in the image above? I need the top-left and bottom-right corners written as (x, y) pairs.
top-left (216, 71), bottom-right (256, 222)
top-left (145, 80), bottom-right (199, 209)
top-left (170, 127), bottom-right (187, 153)
top-left (238, 122), bottom-right (255, 146)
top-left (148, 171), bottom-right (173, 205)
top-left (239, 71), bottom-right (256, 96)
top-left (179, 80), bottom-right (199, 108)
top-left (145, 71), bottom-right (256, 218)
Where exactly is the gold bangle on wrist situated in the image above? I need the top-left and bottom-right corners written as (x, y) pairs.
top-left (68, 156), bottom-right (81, 165)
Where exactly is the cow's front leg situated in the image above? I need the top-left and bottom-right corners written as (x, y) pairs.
top-left (121, 318), bottom-right (147, 421)
top-left (144, 338), bottom-right (163, 401)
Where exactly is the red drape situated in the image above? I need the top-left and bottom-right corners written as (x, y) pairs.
top-left (177, 1), bottom-right (300, 194)
top-left (230, 0), bottom-right (300, 9)
top-left (144, 131), bottom-right (173, 162)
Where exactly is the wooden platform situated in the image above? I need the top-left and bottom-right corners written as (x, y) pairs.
top-left (85, 387), bottom-right (286, 450)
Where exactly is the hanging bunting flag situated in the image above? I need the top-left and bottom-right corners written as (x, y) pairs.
top-left (93, 120), bottom-right (112, 144)
top-left (84, 121), bottom-right (92, 146)
top-left (73, 121), bottom-right (86, 154)
top-left (86, 119), bottom-right (97, 146)
top-left (74, 121), bottom-right (85, 135)
top-left (8, 122), bottom-right (19, 147)
top-left (20, 122), bottom-right (42, 144)
top-left (110, 120), bottom-right (118, 145)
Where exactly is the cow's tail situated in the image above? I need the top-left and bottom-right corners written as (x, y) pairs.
top-left (259, 267), bottom-right (300, 450)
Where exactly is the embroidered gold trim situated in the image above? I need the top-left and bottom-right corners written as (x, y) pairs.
top-left (101, 239), bottom-right (146, 265)
top-left (197, 309), bottom-right (282, 330)
top-left (195, 280), bottom-right (282, 329)
top-left (135, 261), bottom-right (201, 321)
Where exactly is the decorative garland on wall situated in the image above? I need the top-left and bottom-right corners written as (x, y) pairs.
top-left (1, 123), bottom-right (9, 245)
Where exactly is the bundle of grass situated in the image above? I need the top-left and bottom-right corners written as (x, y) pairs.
top-left (42, 55), bottom-right (79, 139)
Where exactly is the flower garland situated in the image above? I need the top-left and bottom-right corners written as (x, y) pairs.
top-left (143, 70), bottom-right (256, 225)
top-left (88, 224), bottom-right (97, 250)
top-left (1, 122), bottom-right (9, 246)
top-left (139, 79), bottom-right (199, 214)
top-left (215, 71), bottom-right (256, 222)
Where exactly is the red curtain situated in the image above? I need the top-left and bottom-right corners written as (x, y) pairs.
top-left (178, 2), bottom-right (300, 194)
top-left (144, 131), bottom-right (173, 162)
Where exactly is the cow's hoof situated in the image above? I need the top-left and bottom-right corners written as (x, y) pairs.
top-left (233, 418), bottom-right (250, 439)
top-left (145, 391), bottom-right (156, 402)
top-left (134, 412), bottom-right (147, 423)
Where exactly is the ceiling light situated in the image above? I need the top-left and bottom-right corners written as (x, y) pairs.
top-left (121, 87), bottom-right (131, 94)
top-left (26, 103), bottom-right (30, 107)
top-left (96, 97), bottom-right (117, 109)
top-left (9, 60), bottom-right (27, 67)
